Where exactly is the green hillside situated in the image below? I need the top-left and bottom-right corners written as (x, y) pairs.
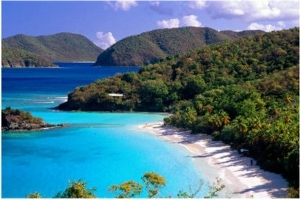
top-left (2, 32), bottom-right (103, 62)
top-left (2, 45), bottom-right (56, 67)
top-left (94, 27), bottom-right (264, 66)
top-left (57, 28), bottom-right (299, 196)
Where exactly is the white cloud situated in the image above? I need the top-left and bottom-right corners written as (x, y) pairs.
top-left (157, 15), bottom-right (202, 29)
top-left (110, 0), bottom-right (138, 11)
top-left (157, 18), bottom-right (180, 28)
top-left (190, 0), bottom-right (299, 22)
top-left (94, 32), bottom-right (116, 49)
top-left (189, 0), bottom-right (207, 9)
top-left (247, 22), bottom-right (282, 32)
top-left (181, 15), bottom-right (202, 27)
top-left (277, 21), bottom-right (285, 28)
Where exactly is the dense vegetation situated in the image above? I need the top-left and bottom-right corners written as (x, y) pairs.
top-left (26, 172), bottom-right (226, 198)
top-left (94, 27), bottom-right (263, 66)
top-left (2, 45), bottom-right (56, 67)
top-left (2, 107), bottom-right (65, 131)
top-left (58, 28), bottom-right (299, 196)
top-left (2, 32), bottom-right (103, 62)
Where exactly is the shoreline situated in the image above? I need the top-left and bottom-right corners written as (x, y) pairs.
top-left (138, 122), bottom-right (288, 198)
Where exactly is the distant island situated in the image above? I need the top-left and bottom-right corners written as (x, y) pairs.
top-left (2, 32), bottom-right (103, 67)
top-left (94, 27), bottom-right (264, 66)
top-left (2, 107), bottom-right (66, 131)
top-left (2, 27), bottom-right (264, 68)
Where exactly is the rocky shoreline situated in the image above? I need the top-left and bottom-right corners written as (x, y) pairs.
top-left (2, 122), bottom-right (67, 132)
top-left (2, 107), bottom-right (66, 132)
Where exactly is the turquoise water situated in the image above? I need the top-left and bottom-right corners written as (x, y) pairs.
top-left (2, 63), bottom-right (208, 198)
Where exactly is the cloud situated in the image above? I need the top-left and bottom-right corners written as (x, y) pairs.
top-left (189, 0), bottom-right (207, 9)
top-left (157, 18), bottom-right (180, 28)
top-left (109, 0), bottom-right (138, 11)
top-left (157, 15), bottom-right (202, 28)
top-left (181, 15), bottom-right (202, 27)
top-left (94, 32), bottom-right (116, 49)
top-left (190, 0), bottom-right (299, 22)
top-left (247, 22), bottom-right (282, 32)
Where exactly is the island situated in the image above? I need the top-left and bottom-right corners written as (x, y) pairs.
top-left (2, 107), bottom-right (66, 131)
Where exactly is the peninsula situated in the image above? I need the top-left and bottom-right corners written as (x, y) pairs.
top-left (2, 107), bottom-right (66, 131)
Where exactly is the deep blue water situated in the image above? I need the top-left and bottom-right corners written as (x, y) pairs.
top-left (2, 63), bottom-right (208, 198)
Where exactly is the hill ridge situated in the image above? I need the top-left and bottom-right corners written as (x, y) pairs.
top-left (94, 26), bottom-right (264, 66)
top-left (2, 32), bottom-right (103, 62)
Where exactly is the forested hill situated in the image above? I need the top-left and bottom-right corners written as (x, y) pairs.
top-left (94, 27), bottom-right (264, 66)
top-left (2, 33), bottom-right (103, 62)
top-left (58, 27), bottom-right (299, 195)
top-left (2, 45), bottom-right (56, 67)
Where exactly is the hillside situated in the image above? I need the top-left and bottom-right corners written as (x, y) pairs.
top-left (57, 28), bottom-right (299, 195)
top-left (2, 32), bottom-right (103, 62)
top-left (2, 45), bottom-right (56, 67)
top-left (94, 27), bottom-right (264, 66)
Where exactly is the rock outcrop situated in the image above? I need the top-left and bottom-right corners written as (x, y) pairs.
top-left (2, 107), bottom-right (66, 131)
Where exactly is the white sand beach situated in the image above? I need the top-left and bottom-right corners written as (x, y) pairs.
top-left (138, 122), bottom-right (288, 198)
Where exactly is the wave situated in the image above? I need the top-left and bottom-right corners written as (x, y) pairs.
top-left (54, 96), bottom-right (67, 99)
top-left (35, 101), bottom-right (55, 104)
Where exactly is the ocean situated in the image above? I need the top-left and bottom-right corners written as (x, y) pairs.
top-left (1, 63), bottom-right (208, 198)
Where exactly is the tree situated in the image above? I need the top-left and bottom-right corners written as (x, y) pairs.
top-left (182, 75), bottom-right (206, 99)
top-left (142, 172), bottom-right (166, 198)
top-left (54, 179), bottom-right (97, 198)
top-left (177, 180), bottom-right (204, 198)
top-left (204, 177), bottom-right (225, 198)
top-left (138, 80), bottom-right (169, 111)
top-left (26, 192), bottom-right (41, 198)
top-left (108, 181), bottom-right (143, 198)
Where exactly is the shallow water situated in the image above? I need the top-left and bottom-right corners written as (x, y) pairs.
top-left (2, 63), bottom-right (209, 198)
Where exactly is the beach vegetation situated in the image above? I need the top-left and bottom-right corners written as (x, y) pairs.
top-left (203, 177), bottom-right (225, 198)
top-left (108, 181), bottom-right (143, 198)
top-left (27, 173), bottom-right (226, 198)
top-left (57, 27), bottom-right (299, 196)
top-left (54, 179), bottom-right (97, 198)
top-left (142, 172), bottom-right (166, 198)
top-left (26, 192), bottom-right (42, 198)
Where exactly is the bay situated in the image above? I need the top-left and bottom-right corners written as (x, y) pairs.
top-left (1, 63), bottom-right (208, 198)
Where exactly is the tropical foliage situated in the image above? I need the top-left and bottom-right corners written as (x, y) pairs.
top-left (2, 33), bottom-right (103, 62)
top-left (94, 27), bottom-right (263, 66)
top-left (26, 172), bottom-right (226, 198)
top-left (54, 180), bottom-right (97, 198)
top-left (58, 27), bottom-right (299, 195)
top-left (2, 107), bottom-right (44, 126)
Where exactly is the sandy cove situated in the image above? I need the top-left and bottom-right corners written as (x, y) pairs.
top-left (138, 122), bottom-right (288, 198)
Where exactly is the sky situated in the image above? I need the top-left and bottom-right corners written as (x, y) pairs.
top-left (2, 0), bottom-right (299, 50)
